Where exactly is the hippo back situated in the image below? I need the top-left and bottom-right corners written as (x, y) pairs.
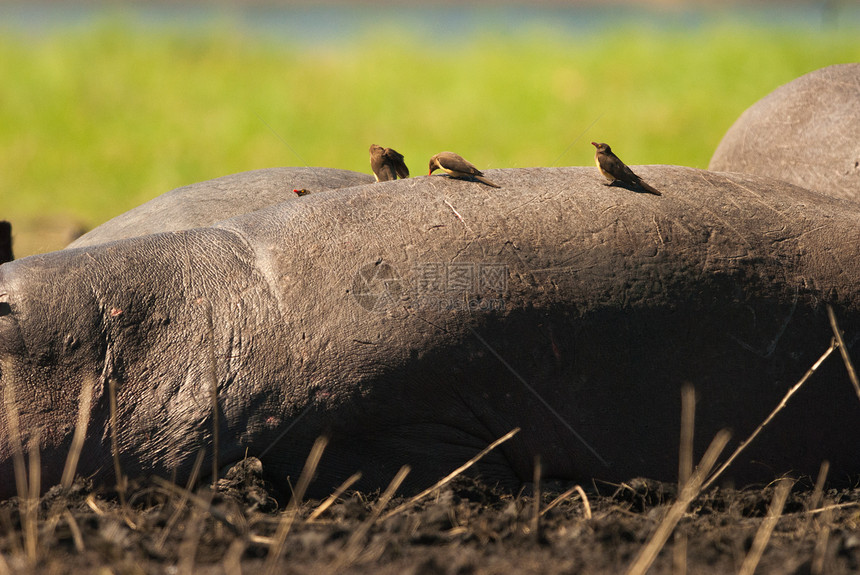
top-left (709, 63), bottom-right (860, 202)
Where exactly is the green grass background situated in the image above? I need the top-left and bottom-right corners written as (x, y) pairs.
top-left (1, 13), bottom-right (858, 257)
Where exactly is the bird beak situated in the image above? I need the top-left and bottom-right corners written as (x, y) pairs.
top-left (591, 142), bottom-right (598, 148)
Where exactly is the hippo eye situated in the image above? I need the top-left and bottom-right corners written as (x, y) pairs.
top-left (0, 302), bottom-right (9, 317)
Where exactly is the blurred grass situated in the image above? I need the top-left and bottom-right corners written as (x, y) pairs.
top-left (1, 14), bottom-right (858, 256)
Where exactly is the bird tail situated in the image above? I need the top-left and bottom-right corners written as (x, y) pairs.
top-left (476, 175), bottom-right (501, 188)
top-left (639, 180), bottom-right (662, 196)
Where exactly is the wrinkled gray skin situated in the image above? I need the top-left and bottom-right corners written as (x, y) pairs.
top-left (2, 166), bottom-right (860, 500)
top-left (710, 63), bottom-right (860, 202)
top-left (69, 167), bottom-right (374, 249)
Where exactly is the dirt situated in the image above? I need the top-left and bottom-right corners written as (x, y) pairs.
top-left (2, 458), bottom-right (859, 575)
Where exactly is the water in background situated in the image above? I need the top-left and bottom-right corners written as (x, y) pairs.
top-left (2, 3), bottom-right (858, 43)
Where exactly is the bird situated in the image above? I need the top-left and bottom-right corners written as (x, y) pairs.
top-left (369, 144), bottom-right (410, 182)
top-left (293, 189), bottom-right (310, 196)
top-left (0, 220), bottom-right (12, 264)
top-left (428, 152), bottom-right (501, 188)
top-left (591, 142), bottom-right (661, 196)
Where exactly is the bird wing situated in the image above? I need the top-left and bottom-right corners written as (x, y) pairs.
top-left (620, 162), bottom-right (642, 184)
top-left (383, 148), bottom-right (410, 178)
top-left (438, 152), bottom-right (482, 176)
top-left (602, 154), bottom-right (640, 184)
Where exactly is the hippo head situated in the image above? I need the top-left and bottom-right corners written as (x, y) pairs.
top-left (0, 229), bottom-right (283, 499)
top-left (0, 252), bottom-right (111, 498)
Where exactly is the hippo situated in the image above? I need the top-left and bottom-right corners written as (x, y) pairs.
top-left (709, 63), bottom-right (860, 203)
top-left (69, 167), bottom-right (375, 249)
top-left (1, 166), bottom-right (859, 500)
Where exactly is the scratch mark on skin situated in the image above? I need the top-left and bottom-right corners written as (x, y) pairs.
top-left (721, 174), bottom-right (794, 217)
top-left (767, 223), bottom-right (832, 246)
top-left (793, 224), bottom-right (831, 241)
top-left (651, 215), bottom-right (666, 247)
top-left (503, 193), bottom-right (544, 218)
top-left (443, 199), bottom-right (473, 235)
top-left (452, 240), bottom-right (478, 263)
top-left (468, 326), bottom-right (609, 467)
top-left (402, 303), bottom-right (451, 335)
top-left (500, 240), bottom-right (544, 284)
top-left (529, 265), bottom-right (598, 275)
top-left (670, 176), bottom-right (755, 249)
top-left (729, 288), bottom-right (799, 358)
top-left (600, 204), bottom-right (626, 217)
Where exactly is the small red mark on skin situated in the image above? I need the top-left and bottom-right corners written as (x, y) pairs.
top-left (109, 308), bottom-right (122, 317)
top-left (547, 328), bottom-right (562, 361)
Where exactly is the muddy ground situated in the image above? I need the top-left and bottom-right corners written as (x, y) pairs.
top-left (1, 458), bottom-right (859, 575)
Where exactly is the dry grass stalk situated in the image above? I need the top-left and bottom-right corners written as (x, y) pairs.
top-left (827, 304), bottom-right (860, 402)
top-left (530, 455), bottom-right (542, 540)
top-left (381, 427), bottom-right (520, 520)
top-left (152, 476), bottom-right (242, 537)
top-left (678, 383), bottom-right (695, 488)
top-left (809, 460), bottom-right (830, 512)
top-left (2, 360), bottom-right (28, 511)
top-left (222, 538), bottom-right (247, 575)
top-left (339, 465), bottom-right (411, 568)
top-left (307, 471), bottom-right (363, 522)
top-left (541, 484), bottom-right (591, 520)
top-left (204, 301), bottom-right (220, 487)
top-left (673, 528), bottom-right (687, 575)
top-left (2, 367), bottom-right (36, 563)
top-left (263, 436), bottom-right (328, 575)
top-left (0, 507), bottom-right (23, 557)
top-left (625, 429), bottom-right (731, 575)
top-left (811, 507), bottom-right (833, 575)
top-left (738, 478), bottom-right (793, 575)
top-left (702, 339), bottom-right (838, 492)
top-left (85, 494), bottom-right (105, 516)
top-left (63, 509), bottom-right (86, 554)
top-left (0, 554), bottom-right (11, 575)
top-left (61, 376), bottom-right (94, 490)
top-left (155, 449), bottom-right (207, 550)
top-left (107, 372), bottom-right (128, 508)
top-left (177, 507), bottom-right (207, 575)
top-left (800, 460), bottom-right (830, 538)
top-left (805, 501), bottom-right (860, 515)
top-left (25, 432), bottom-right (40, 562)
top-left (674, 383), bottom-right (695, 575)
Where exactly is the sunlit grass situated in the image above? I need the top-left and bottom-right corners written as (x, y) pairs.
top-left (1, 14), bottom-right (858, 256)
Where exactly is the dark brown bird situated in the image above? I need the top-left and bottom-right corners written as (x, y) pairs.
top-left (369, 144), bottom-right (409, 182)
top-left (0, 221), bottom-right (12, 264)
top-left (591, 142), bottom-right (661, 196)
top-left (293, 189), bottom-right (310, 196)
top-left (428, 151), bottom-right (500, 188)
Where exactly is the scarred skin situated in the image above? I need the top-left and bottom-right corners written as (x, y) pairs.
top-left (1, 165), bottom-right (859, 500)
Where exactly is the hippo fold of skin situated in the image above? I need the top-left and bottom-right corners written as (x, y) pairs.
top-left (710, 63), bottom-right (860, 203)
top-left (1, 165), bottom-right (859, 500)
